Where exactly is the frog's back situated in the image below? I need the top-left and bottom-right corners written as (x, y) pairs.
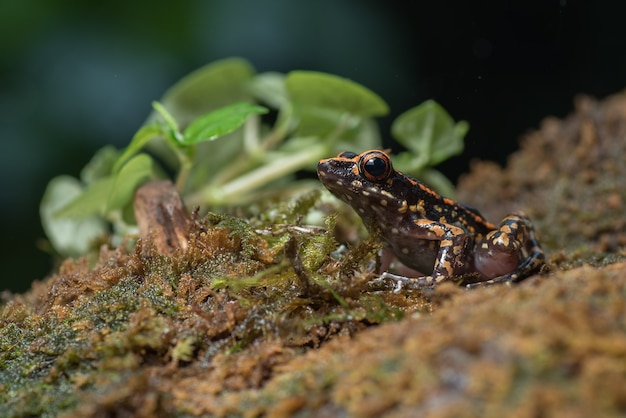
top-left (400, 176), bottom-right (495, 237)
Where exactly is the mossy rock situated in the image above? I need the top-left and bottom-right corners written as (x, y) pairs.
top-left (2, 91), bottom-right (626, 417)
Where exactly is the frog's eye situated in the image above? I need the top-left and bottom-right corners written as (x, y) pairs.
top-left (359, 151), bottom-right (392, 182)
top-left (337, 151), bottom-right (357, 159)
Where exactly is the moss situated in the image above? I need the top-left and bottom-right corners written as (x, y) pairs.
top-left (1, 200), bottom-right (415, 416)
top-left (457, 92), bottom-right (626, 257)
top-left (3, 91), bottom-right (626, 416)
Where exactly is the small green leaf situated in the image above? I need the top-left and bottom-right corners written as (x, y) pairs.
top-left (54, 176), bottom-right (115, 218)
top-left (181, 102), bottom-right (268, 145)
top-left (113, 124), bottom-right (162, 173)
top-left (40, 176), bottom-right (109, 256)
top-left (391, 100), bottom-right (468, 168)
top-left (81, 146), bottom-right (119, 184)
top-left (156, 57), bottom-right (256, 127)
top-left (107, 154), bottom-right (155, 211)
top-left (286, 71), bottom-right (389, 118)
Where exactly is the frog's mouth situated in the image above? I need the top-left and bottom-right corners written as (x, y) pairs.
top-left (316, 160), bottom-right (356, 198)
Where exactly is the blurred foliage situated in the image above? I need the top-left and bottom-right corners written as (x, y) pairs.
top-left (40, 57), bottom-right (468, 258)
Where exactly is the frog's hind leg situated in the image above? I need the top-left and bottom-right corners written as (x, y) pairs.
top-left (471, 213), bottom-right (545, 288)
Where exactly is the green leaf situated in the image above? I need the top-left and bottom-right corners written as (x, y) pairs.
top-left (54, 176), bottom-right (115, 218)
top-left (185, 130), bottom-right (246, 191)
top-left (107, 154), bottom-right (155, 211)
top-left (391, 100), bottom-right (468, 168)
top-left (152, 101), bottom-right (183, 144)
top-left (181, 102), bottom-right (268, 145)
top-left (331, 118), bottom-right (383, 155)
top-left (288, 106), bottom-right (351, 138)
top-left (419, 168), bottom-right (457, 198)
top-left (278, 120), bottom-right (381, 164)
top-left (40, 176), bottom-right (109, 256)
top-left (156, 57), bottom-right (256, 127)
top-left (391, 152), bottom-right (428, 176)
top-left (81, 146), bottom-right (119, 185)
top-left (52, 155), bottom-right (153, 219)
top-left (286, 71), bottom-right (389, 118)
top-left (113, 124), bottom-right (162, 173)
top-left (249, 72), bottom-right (289, 109)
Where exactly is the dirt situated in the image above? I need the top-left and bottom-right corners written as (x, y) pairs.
top-left (2, 91), bottom-right (626, 417)
top-left (457, 91), bottom-right (626, 257)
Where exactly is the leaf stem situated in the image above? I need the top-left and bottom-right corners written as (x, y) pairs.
top-left (187, 143), bottom-right (327, 207)
top-left (208, 106), bottom-right (294, 187)
top-left (259, 104), bottom-right (293, 151)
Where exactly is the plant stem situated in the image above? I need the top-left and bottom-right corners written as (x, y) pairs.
top-left (208, 117), bottom-right (265, 187)
top-left (259, 104), bottom-right (293, 151)
top-left (187, 143), bottom-right (327, 206)
top-left (175, 159), bottom-right (193, 192)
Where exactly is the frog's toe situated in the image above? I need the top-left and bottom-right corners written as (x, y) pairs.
top-left (380, 272), bottom-right (444, 291)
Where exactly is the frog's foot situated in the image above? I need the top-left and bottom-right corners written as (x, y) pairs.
top-left (380, 272), bottom-right (447, 293)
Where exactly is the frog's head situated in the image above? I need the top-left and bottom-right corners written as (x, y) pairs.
top-left (317, 150), bottom-right (409, 221)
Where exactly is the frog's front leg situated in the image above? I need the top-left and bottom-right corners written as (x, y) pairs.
top-left (413, 219), bottom-right (474, 278)
top-left (382, 219), bottom-right (473, 290)
top-left (473, 213), bottom-right (545, 284)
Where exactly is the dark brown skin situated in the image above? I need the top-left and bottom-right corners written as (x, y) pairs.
top-left (317, 150), bottom-right (544, 286)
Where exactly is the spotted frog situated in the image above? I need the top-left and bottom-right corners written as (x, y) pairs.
top-left (317, 150), bottom-right (545, 287)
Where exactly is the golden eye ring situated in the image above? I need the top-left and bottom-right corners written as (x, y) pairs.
top-left (359, 150), bottom-right (392, 182)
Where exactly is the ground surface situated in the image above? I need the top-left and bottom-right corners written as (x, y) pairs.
top-left (1, 91), bottom-right (626, 417)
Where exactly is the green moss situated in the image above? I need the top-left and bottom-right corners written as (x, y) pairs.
top-left (8, 137), bottom-right (626, 416)
top-left (0, 314), bottom-right (79, 416)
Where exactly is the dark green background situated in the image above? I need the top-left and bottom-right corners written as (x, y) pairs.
top-left (1, 0), bottom-right (624, 292)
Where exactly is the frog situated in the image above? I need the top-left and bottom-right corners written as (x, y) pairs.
top-left (317, 150), bottom-right (545, 288)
